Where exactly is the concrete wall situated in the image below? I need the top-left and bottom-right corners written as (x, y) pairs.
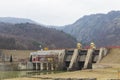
top-left (29, 48), bottom-right (108, 71)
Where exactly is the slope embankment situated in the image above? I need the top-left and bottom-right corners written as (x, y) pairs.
top-left (100, 48), bottom-right (120, 64)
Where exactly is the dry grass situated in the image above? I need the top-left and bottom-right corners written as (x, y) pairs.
top-left (33, 68), bottom-right (119, 80)
top-left (101, 48), bottom-right (120, 63)
top-left (1, 50), bottom-right (36, 61)
top-left (7, 66), bottom-right (118, 80)
top-left (4, 48), bottom-right (120, 80)
top-left (5, 77), bottom-right (39, 80)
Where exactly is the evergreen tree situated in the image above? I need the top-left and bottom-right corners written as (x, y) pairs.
top-left (10, 55), bottom-right (13, 62)
top-left (29, 55), bottom-right (32, 62)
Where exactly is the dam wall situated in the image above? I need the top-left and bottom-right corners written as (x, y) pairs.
top-left (30, 48), bottom-right (108, 71)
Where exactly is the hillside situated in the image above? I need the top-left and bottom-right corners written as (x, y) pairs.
top-left (100, 48), bottom-right (120, 63)
top-left (62, 11), bottom-right (120, 47)
top-left (0, 23), bottom-right (76, 50)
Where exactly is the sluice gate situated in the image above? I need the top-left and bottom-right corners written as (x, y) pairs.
top-left (62, 48), bottom-right (107, 71)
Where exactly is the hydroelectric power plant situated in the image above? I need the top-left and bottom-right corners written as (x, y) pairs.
top-left (29, 42), bottom-right (108, 71)
top-left (1, 42), bottom-right (120, 80)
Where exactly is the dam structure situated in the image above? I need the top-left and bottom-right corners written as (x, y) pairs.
top-left (29, 43), bottom-right (108, 71)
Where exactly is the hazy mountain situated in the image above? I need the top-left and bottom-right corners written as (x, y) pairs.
top-left (0, 23), bottom-right (76, 50)
top-left (0, 17), bottom-right (36, 24)
top-left (62, 11), bottom-right (120, 47)
top-left (48, 26), bottom-right (65, 30)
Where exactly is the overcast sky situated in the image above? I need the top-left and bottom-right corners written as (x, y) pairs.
top-left (0, 0), bottom-right (120, 26)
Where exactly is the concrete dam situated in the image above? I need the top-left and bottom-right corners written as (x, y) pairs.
top-left (30, 47), bottom-right (108, 71)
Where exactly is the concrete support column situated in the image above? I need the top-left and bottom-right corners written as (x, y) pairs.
top-left (36, 62), bottom-right (38, 70)
top-left (40, 62), bottom-right (44, 70)
top-left (83, 49), bottom-right (93, 69)
top-left (97, 48), bottom-right (104, 63)
top-left (46, 63), bottom-right (49, 70)
top-left (51, 63), bottom-right (54, 70)
top-left (58, 49), bottom-right (66, 70)
top-left (103, 48), bottom-right (108, 56)
top-left (68, 49), bottom-right (79, 71)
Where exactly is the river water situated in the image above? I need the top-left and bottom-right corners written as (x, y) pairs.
top-left (0, 70), bottom-right (64, 79)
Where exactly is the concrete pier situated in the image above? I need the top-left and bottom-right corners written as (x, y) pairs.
top-left (40, 63), bottom-right (44, 70)
top-left (68, 49), bottom-right (79, 70)
top-left (103, 48), bottom-right (108, 56)
top-left (46, 63), bottom-right (49, 70)
top-left (97, 48), bottom-right (104, 63)
top-left (51, 63), bottom-right (54, 71)
top-left (33, 62), bottom-right (56, 71)
top-left (36, 63), bottom-right (38, 70)
top-left (83, 49), bottom-right (93, 69)
top-left (58, 49), bottom-right (66, 70)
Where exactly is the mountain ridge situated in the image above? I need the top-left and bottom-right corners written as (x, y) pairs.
top-left (62, 11), bottom-right (120, 47)
top-left (0, 17), bottom-right (36, 24)
top-left (0, 11), bottom-right (120, 49)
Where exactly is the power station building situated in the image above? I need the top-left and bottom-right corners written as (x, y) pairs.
top-left (30, 50), bottom-right (64, 70)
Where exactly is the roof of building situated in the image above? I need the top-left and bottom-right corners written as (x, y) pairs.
top-left (30, 50), bottom-right (65, 56)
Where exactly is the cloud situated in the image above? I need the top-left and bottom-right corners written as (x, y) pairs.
top-left (0, 0), bottom-right (120, 26)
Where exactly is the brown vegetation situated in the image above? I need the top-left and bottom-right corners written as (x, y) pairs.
top-left (100, 48), bottom-right (120, 63)
top-left (0, 23), bottom-right (76, 50)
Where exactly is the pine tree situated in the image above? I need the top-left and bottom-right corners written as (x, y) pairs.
top-left (10, 55), bottom-right (13, 62)
top-left (29, 55), bottom-right (32, 62)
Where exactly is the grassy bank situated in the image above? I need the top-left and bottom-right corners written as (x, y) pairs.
top-left (0, 70), bottom-right (65, 80)
top-left (0, 71), bottom-right (19, 79)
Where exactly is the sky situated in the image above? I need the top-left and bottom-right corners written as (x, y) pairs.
top-left (0, 0), bottom-right (120, 26)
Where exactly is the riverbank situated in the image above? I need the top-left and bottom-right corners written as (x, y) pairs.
top-left (4, 63), bottom-right (120, 80)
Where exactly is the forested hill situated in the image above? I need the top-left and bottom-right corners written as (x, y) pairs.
top-left (0, 23), bottom-right (76, 50)
top-left (62, 11), bottom-right (120, 47)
